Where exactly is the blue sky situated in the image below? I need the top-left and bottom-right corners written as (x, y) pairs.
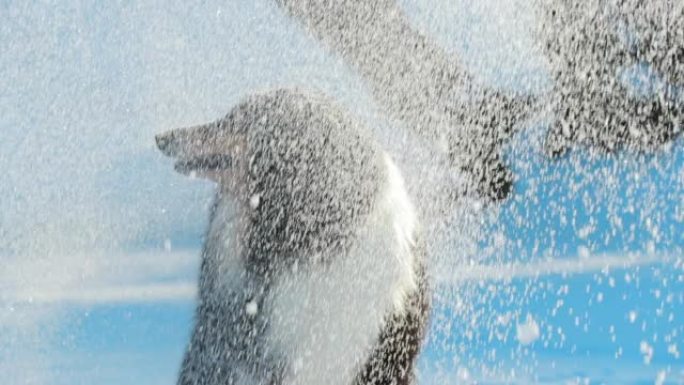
top-left (1, 0), bottom-right (683, 384)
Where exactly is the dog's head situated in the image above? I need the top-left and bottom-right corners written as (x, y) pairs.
top-left (155, 90), bottom-right (309, 195)
top-left (156, 115), bottom-right (248, 192)
top-left (156, 89), bottom-right (382, 257)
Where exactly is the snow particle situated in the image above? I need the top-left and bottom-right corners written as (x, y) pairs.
top-left (516, 315), bottom-right (540, 345)
top-left (578, 245), bottom-right (591, 259)
top-left (245, 300), bottom-right (258, 316)
top-left (667, 343), bottom-right (680, 359)
top-left (629, 311), bottom-right (638, 323)
top-left (249, 193), bottom-right (261, 209)
top-left (640, 340), bottom-right (654, 364)
top-left (163, 238), bottom-right (172, 252)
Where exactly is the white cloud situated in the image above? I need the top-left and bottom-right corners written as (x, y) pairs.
top-left (1, 250), bottom-right (198, 307)
top-left (434, 252), bottom-right (671, 285)
top-left (10, 282), bottom-right (197, 305)
top-left (1, 249), bottom-right (673, 307)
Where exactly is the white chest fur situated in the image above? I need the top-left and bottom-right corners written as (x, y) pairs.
top-left (263, 153), bottom-right (418, 385)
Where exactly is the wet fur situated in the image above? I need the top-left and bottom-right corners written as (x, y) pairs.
top-left (167, 90), bottom-right (429, 385)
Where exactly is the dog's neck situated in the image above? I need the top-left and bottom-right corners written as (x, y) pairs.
top-left (199, 191), bottom-right (252, 299)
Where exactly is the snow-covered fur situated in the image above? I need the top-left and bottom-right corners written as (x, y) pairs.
top-left (156, 89), bottom-right (429, 385)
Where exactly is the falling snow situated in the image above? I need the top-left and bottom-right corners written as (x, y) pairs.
top-left (1, 0), bottom-right (683, 384)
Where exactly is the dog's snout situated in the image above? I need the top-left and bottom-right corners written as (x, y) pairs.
top-left (156, 132), bottom-right (181, 158)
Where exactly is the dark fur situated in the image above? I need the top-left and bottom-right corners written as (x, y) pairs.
top-left (354, 251), bottom-right (430, 385)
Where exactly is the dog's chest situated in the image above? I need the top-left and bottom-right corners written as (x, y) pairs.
top-left (264, 155), bottom-right (417, 385)
top-left (210, 155), bottom-right (417, 385)
top-left (263, 223), bottom-right (403, 385)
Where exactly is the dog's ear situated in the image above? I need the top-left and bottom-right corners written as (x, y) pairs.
top-left (156, 121), bottom-right (246, 184)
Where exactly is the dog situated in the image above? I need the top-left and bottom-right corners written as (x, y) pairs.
top-left (156, 89), bottom-right (429, 385)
